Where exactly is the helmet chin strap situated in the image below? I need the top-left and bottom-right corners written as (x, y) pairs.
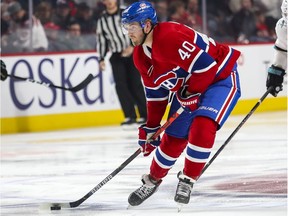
top-left (140, 24), bottom-right (155, 45)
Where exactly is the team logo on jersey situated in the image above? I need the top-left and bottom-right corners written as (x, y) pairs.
top-left (139, 3), bottom-right (149, 10)
top-left (154, 71), bottom-right (185, 91)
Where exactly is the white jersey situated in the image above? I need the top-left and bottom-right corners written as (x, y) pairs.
top-left (12, 16), bottom-right (48, 51)
top-left (272, 0), bottom-right (287, 71)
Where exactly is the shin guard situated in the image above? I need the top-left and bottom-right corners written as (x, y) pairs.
top-left (184, 116), bottom-right (217, 179)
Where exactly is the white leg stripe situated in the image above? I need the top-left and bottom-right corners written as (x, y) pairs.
top-left (185, 154), bottom-right (209, 163)
top-left (157, 147), bottom-right (177, 161)
top-left (185, 143), bottom-right (211, 163)
top-left (154, 156), bottom-right (173, 169)
top-left (187, 143), bottom-right (212, 153)
top-left (153, 147), bottom-right (177, 169)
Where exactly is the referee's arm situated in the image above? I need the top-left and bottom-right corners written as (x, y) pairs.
top-left (96, 17), bottom-right (108, 62)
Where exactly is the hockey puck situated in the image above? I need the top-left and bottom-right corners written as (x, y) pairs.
top-left (50, 205), bottom-right (61, 211)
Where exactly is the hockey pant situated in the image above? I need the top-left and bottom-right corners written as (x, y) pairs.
top-left (149, 70), bottom-right (241, 180)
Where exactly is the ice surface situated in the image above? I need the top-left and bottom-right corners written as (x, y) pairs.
top-left (1, 111), bottom-right (287, 216)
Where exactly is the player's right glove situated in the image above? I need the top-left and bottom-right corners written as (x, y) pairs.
top-left (266, 65), bottom-right (286, 97)
top-left (138, 124), bottom-right (161, 157)
top-left (0, 60), bottom-right (8, 81)
top-left (176, 85), bottom-right (201, 112)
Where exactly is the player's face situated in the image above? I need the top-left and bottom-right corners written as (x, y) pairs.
top-left (122, 22), bottom-right (145, 46)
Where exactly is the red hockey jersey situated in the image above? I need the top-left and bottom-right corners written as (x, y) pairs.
top-left (133, 22), bottom-right (241, 127)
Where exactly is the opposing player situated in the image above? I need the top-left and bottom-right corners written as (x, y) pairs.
top-left (121, 1), bottom-right (241, 206)
top-left (266, 0), bottom-right (287, 96)
top-left (1, 60), bottom-right (8, 81)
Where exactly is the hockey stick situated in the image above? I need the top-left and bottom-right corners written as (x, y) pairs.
top-left (46, 106), bottom-right (185, 210)
top-left (7, 74), bottom-right (94, 92)
top-left (198, 86), bottom-right (273, 180)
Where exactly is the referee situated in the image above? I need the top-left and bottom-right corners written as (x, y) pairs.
top-left (96, 0), bottom-right (147, 129)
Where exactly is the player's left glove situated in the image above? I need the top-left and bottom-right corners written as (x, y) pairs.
top-left (0, 60), bottom-right (8, 81)
top-left (266, 65), bottom-right (286, 97)
top-left (138, 124), bottom-right (161, 157)
top-left (176, 85), bottom-right (201, 112)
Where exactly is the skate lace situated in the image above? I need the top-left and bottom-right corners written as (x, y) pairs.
top-left (135, 185), bottom-right (155, 200)
top-left (177, 181), bottom-right (192, 197)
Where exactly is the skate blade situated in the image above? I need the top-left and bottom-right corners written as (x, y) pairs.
top-left (127, 204), bottom-right (134, 210)
top-left (177, 203), bottom-right (183, 212)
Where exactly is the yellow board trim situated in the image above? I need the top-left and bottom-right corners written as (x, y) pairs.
top-left (231, 96), bottom-right (287, 114)
top-left (1, 97), bottom-right (286, 134)
top-left (1, 110), bottom-right (123, 134)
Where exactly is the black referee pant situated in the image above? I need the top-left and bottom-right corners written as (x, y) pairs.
top-left (110, 52), bottom-right (147, 120)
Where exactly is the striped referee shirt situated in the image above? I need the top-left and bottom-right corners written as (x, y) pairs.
top-left (96, 6), bottom-right (131, 61)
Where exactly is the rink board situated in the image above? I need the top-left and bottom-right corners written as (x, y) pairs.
top-left (1, 96), bottom-right (286, 134)
top-left (1, 44), bottom-right (287, 134)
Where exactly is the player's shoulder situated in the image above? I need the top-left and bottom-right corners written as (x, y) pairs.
top-left (154, 22), bottom-right (182, 38)
top-left (154, 22), bottom-right (195, 44)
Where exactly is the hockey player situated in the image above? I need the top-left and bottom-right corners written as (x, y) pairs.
top-left (121, 1), bottom-right (241, 206)
top-left (1, 60), bottom-right (8, 81)
top-left (266, 0), bottom-right (287, 97)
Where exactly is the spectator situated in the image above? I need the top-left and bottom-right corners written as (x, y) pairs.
top-left (74, 2), bottom-right (97, 47)
top-left (51, 0), bottom-right (73, 30)
top-left (228, 0), bottom-right (242, 13)
top-left (254, 10), bottom-right (273, 41)
top-left (1, 17), bottom-right (22, 53)
top-left (74, 2), bottom-right (96, 34)
top-left (230, 0), bottom-right (257, 43)
top-left (44, 22), bottom-right (67, 51)
top-left (254, 0), bottom-right (282, 20)
top-left (154, 0), bottom-right (169, 22)
top-left (34, 1), bottom-right (53, 26)
top-left (187, 0), bottom-right (203, 32)
top-left (206, 0), bottom-right (234, 42)
top-left (168, 0), bottom-right (194, 27)
top-left (61, 20), bottom-right (91, 51)
top-left (253, 0), bottom-right (281, 39)
top-left (74, 0), bottom-right (96, 8)
top-left (7, 1), bottom-right (48, 52)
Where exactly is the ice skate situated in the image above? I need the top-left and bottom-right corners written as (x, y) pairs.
top-left (128, 174), bottom-right (162, 206)
top-left (121, 118), bottom-right (137, 130)
top-left (174, 171), bottom-right (195, 205)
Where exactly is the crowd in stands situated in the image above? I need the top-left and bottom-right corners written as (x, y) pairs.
top-left (0, 0), bottom-right (282, 53)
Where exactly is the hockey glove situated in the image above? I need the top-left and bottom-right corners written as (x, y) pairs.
top-left (266, 65), bottom-right (286, 97)
top-left (138, 124), bottom-right (161, 157)
top-left (176, 85), bottom-right (201, 112)
top-left (0, 60), bottom-right (8, 81)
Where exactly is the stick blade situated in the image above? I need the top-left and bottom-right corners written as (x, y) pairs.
top-left (70, 74), bottom-right (94, 92)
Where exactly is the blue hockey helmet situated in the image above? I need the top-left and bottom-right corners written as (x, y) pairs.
top-left (121, 1), bottom-right (157, 29)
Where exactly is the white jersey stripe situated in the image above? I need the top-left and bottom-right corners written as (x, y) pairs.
top-left (217, 47), bottom-right (232, 74)
top-left (215, 72), bottom-right (237, 124)
top-left (146, 96), bottom-right (169, 102)
top-left (193, 61), bottom-right (217, 73)
top-left (188, 50), bottom-right (203, 73)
